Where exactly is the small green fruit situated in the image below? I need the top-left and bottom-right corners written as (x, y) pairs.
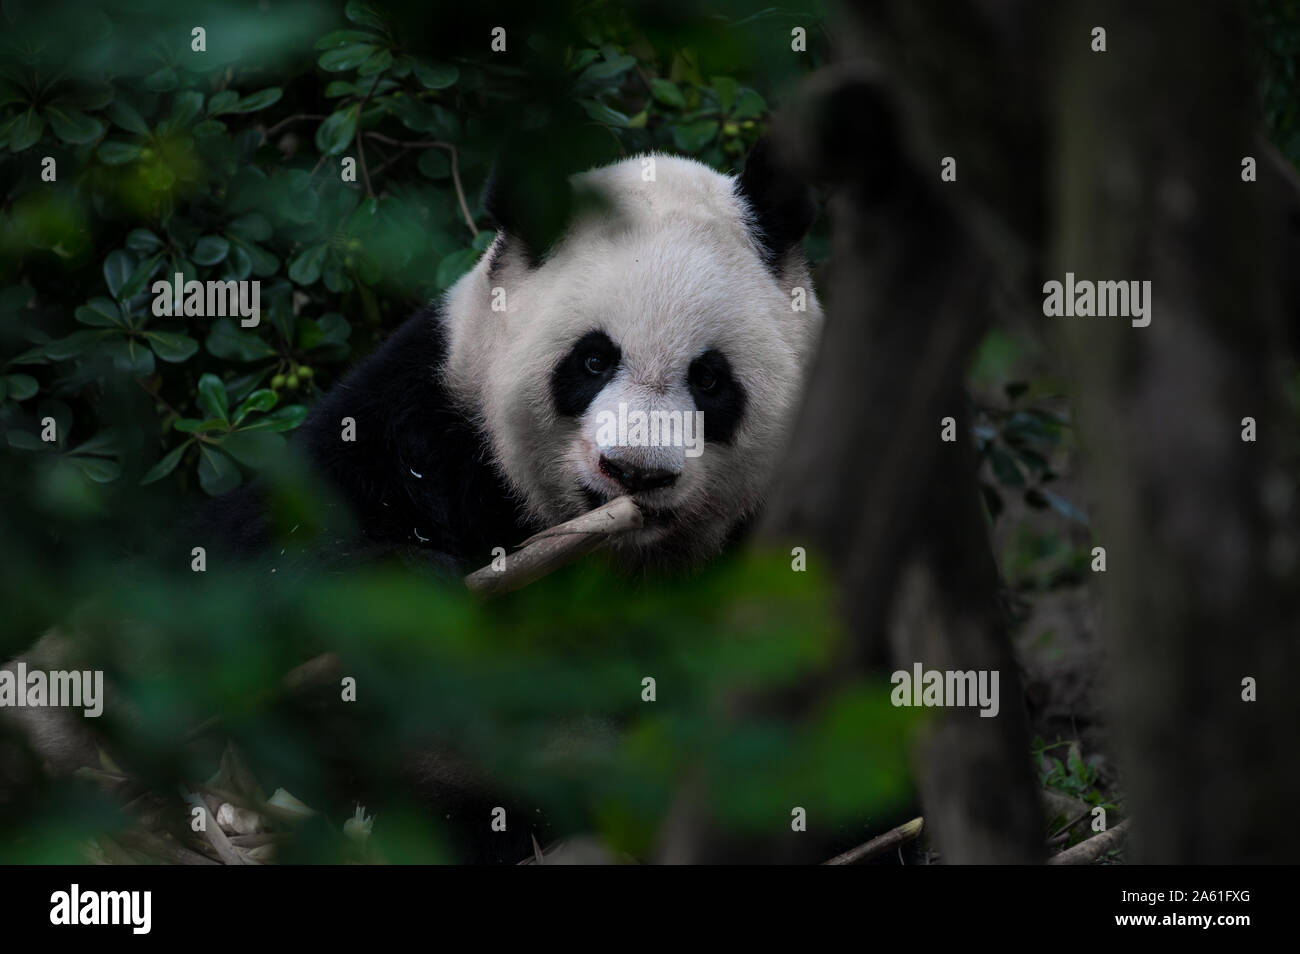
top-left (271, 374), bottom-right (286, 389)
top-left (286, 374), bottom-right (300, 390)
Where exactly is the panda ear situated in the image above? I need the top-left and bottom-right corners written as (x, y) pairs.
top-left (735, 136), bottom-right (817, 269)
top-left (482, 156), bottom-right (579, 269)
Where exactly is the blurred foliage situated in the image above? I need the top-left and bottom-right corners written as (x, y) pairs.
top-left (967, 328), bottom-right (1092, 595)
top-left (0, 0), bottom-right (826, 500)
top-left (1255, 0), bottom-right (1300, 165)
top-left (0, 0), bottom-right (915, 864)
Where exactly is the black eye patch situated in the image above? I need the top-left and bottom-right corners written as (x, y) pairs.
top-left (551, 330), bottom-right (621, 417)
top-left (688, 349), bottom-right (746, 445)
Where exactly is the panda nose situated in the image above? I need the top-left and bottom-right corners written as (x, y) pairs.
top-left (599, 455), bottom-right (678, 492)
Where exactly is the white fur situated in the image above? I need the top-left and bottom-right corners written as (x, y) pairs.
top-left (439, 154), bottom-right (822, 565)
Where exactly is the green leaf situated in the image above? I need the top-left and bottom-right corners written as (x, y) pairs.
top-left (197, 373), bottom-right (229, 422)
top-left (70, 82), bottom-right (114, 111)
top-left (140, 442), bottom-right (188, 485)
top-left (413, 62), bottom-right (458, 89)
top-left (193, 235), bottom-right (231, 265)
top-left (197, 445), bottom-right (241, 495)
top-left (192, 120), bottom-right (226, 137)
top-left (318, 312), bottom-right (352, 342)
top-left (224, 244), bottom-right (253, 281)
top-left (226, 213), bottom-right (271, 242)
top-left (318, 44), bottom-right (378, 72)
top-left (143, 67), bottom-right (179, 92)
top-left (711, 76), bottom-right (739, 114)
top-left (106, 100), bottom-right (150, 135)
top-left (104, 250), bottom-right (134, 299)
top-left (671, 119), bottom-right (719, 153)
top-left (234, 388), bottom-right (278, 422)
top-left (232, 239), bottom-right (279, 277)
top-left (121, 254), bottom-right (162, 300)
top-left (205, 318), bottom-right (277, 361)
top-left (126, 229), bottom-right (163, 253)
top-left (3, 374), bottom-right (37, 401)
top-left (105, 337), bottom-right (155, 374)
top-left (732, 88), bottom-right (767, 119)
top-left (9, 109), bottom-right (44, 151)
top-left (417, 148), bottom-right (450, 179)
top-left (357, 49), bottom-right (393, 77)
top-left (1004, 410), bottom-right (1062, 446)
top-left (206, 90), bottom-right (239, 116)
top-left (68, 455), bottom-right (121, 483)
top-left (144, 331), bottom-right (199, 363)
top-left (435, 248), bottom-right (479, 290)
top-left (96, 140), bottom-right (142, 164)
top-left (68, 431), bottom-right (122, 457)
top-left (650, 78), bottom-right (685, 109)
top-left (988, 446), bottom-right (1026, 487)
top-left (315, 29), bottom-right (378, 50)
top-left (315, 108), bottom-right (357, 155)
top-left (579, 55), bottom-right (637, 86)
top-left (390, 99), bottom-right (458, 138)
top-left (288, 243), bottom-right (329, 285)
top-left (580, 99), bottom-right (630, 127)
top-left (44, 329), bottom-right (112, 359)
top-left (221, 429), bottom-right (285, 468)
top-left (74, 298), bottom-right (124, 328)
top-left (233, 88), bottom-right (283, 113)
top-left (345, 1), bottom-right (386, 30)
top-left (0, 283), bottom-right (35, 315)
top-left (168, 90), bottom-right (204, 128)
top-left (7, 430), bottom-right (44, 450)
top-left (239, 403), bottom-right (308, 432)
top-left (45, 105), bottom-right (104, 144)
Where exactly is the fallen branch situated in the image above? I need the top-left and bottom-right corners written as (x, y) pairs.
top-left (822, 817), bottom-right (925, 865)
top-left (1047, 819), bottom-right (1130, 865)
top-left (464, 496), bottom-right (642, 597)
top-left (179, 788), bottom-right (245, 865)
top-left (115, 830), bottom-right (221, 865)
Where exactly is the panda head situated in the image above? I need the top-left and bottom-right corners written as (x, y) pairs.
top-left (441, 140), bottom-right (822, 567)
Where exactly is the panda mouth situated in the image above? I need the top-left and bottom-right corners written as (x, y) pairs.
top-left (581, 487), bottom-right (676, 527)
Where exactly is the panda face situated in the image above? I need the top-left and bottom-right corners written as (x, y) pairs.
top-left (440, 152), bottom-right (821, 566)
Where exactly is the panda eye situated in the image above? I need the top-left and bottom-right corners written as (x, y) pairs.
top-left (689, 362), bottom-right (717, 392)
top-left (584, 353), bottom-right (608, 375)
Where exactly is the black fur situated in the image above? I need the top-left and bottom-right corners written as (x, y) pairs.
top-left (734, 136), bottom-right (818, 270)
top-left (688, 348), bottom-right (747, 445)
top-left (550, 330), bottom-right (621, 417)
top-left (199, 305), bottom-right (534, 574)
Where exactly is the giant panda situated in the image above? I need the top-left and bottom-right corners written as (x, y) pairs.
top-left (1, 140), bottom-right (824, 865)
top-left (206, 139), bottom-right (823, 576)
